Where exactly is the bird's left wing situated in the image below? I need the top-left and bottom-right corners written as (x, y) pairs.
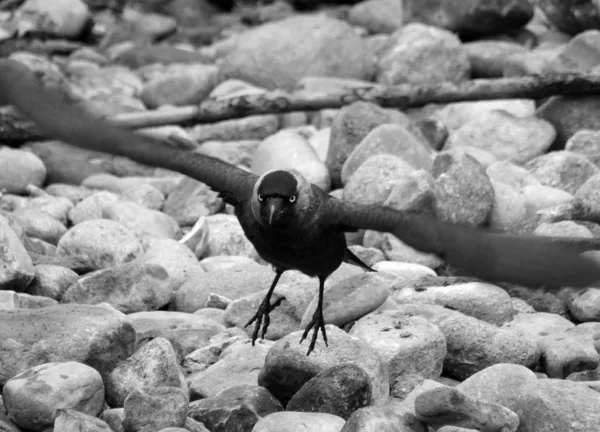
top-left (0, 59), bottom-right (257, 204)
top-left (320, 197), bottom-right (600, 289)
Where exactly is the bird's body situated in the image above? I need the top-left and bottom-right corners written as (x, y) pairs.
top-left (2, 58), bottom-right (600, 354)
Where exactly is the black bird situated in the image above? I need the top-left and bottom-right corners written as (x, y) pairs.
top-left (2, 59), bottom-right (600, 355)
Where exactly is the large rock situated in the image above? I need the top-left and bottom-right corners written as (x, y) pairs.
top-left (0, 304), bottom-right (135, 385)
top-left (220, 15), bottom-right (374, 90)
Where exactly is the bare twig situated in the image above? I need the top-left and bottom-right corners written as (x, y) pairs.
top-left (4, 73), bottom-right (600, 141)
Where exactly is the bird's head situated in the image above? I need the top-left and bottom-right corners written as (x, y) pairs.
top-left (252, 169), bottom-right (309, 228)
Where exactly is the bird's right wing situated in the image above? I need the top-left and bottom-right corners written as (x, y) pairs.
top-left (0, 59), bottom-right (257, 205)
top-left (320, 197), bottom-right (600, 289)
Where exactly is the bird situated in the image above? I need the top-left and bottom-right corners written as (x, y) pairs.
top-left (1, 58), bottom-right (600, 355)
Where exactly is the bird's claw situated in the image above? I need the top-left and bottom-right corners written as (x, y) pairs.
top-left (300, 307), bottom-right (328, 356)
top-left (245, 296), bottom-right (285, 344)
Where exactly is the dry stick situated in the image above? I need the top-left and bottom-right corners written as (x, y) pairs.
top-left (109, 73), bottom-right (600, 129)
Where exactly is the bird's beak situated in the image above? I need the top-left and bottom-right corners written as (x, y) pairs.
top-left (267, 197), bottom-right (284, 225)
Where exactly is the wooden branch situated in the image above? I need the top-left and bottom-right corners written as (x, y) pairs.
top-left (4, 73), bottom-right (600, 141)
top-left (110, 73), bottom-right (600, 129)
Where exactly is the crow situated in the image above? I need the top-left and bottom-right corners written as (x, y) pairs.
top-left (1, 59), bottom-right (600, 355)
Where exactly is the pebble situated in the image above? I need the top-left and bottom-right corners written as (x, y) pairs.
top-left (255, 411), bottom-right (345, 432)
top-left (67, 191), bottom-right (120, 225)
top-left (383, 170), bottom-right (437, 215)
top-left (414, 385), bottom-right (519, 432)
top-left (198, 140), bottom-right (260, 168)
top-left (0, 147), bottom-right (46, 194)
top-left (123, 387), bottom-right (189, 432)
top-left (162, 177), bottom-right (223, 227)
top-left (463, 41), bottom-right (528, 77)
top-left (201, 214), bottom-right (261, 261)
top-left (126, 311), bottom-right (225, 357)
top-left (349, 310), bottom-right (446, 382)
top-left (62, 262), bottom-right (171, 313)
top-left (537, 96), bottom-right (600, 148)
top-left (520, 184), bottom-right (575, 217)
top-left (393, 281), bottom-right (514, 325)
top-left (566, 287), bottom-right (600, 322)
top-left (485, 160), bottom-right (541, 189)
top-left (259, 325), bottom-right (389, 405)
top-left (341, 123), bottom-right (434, 185)
top-left (347, 0), bottom-right (404, 34)
top-left (3, 361), bottom-right (104, 431)
top-left (286, 363), bottom-right (372, 419)
top-left (533, 221), bottom-right (593, 238)
top-left (432, 150), bottom-right (494, 226)
top-left (0, 215), bottom-right (35, 291)
top-left (376, 23), bottom-right (470, 86)
top-left (537, 323), bottom-right (600, 378)
top-left (340, 402), bottom-right (426, 432)
top-left (189, 115), bottom-right (280, 143)
top-left (525, 150), bottom-right (600, 194)
top-left (488, 181), bottom-right (527, 230)
top-left (103, 200), bottom-right (180, 240)
top-left (17, 0), bottom-right (90, 38)
top-left (220, 15), bottom-right (374, 89)
top-left (343, 155), bottom-right (415, 205)
top-left (26, 264), bottom-right (78, 301)
top-left (326, 101), bottom-right (407, 187)
top-left (56, 219), bottom-right (143, 271)
top-left (199, 255), bottom-right (259, 272)
top-left (106, 337), bottom-right (187, 407)
top-left (300, 273), bottom-right (389, 329)
top-left (371, 261), bottom-right (436, 282)
top-left (395, 304), bottom-right (539, 380)
top-left (55, 409), bottom-right (112, 432)
top-left (380, 232), bottom-right (444, 268)
top-left (251, 129), bottom-right (331, 191)
top-left (140, 63), bottom-right (220, 108)
top-left (501, 311), bottom-right (574, 346)
top-left (99, 408), bottom-right (124, 432)
top-left (189, 385), bottom-right (283, 432)
top-left (565, 129), bottom-right (600, 167)
top-left (45, 183), bottom-right (94, 204)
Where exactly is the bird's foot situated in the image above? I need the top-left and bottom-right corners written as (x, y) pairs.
top-left (245, 296), bottom-right (285, 344)
top-left (299, 306), bottom-right (328, 356)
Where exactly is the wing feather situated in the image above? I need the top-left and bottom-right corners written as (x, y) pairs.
top-left (0, 59), bottom-right (256, 204)
top-left (321, 197), bottom-right (600, 288)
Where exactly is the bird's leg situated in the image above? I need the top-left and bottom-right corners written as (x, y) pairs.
top-left (245, 270), bottom-right (285, 344)
top-left (300, 276), bottom-right (328, 356)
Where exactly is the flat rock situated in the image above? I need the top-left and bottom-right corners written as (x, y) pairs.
top-left (0, 304), bottom-right (134, 386)
top-left (258, 325), bottom-right (389, 406)
top-left (62, 262), bottom-right (172, 313)
top-left (105, 337), bottom-right (187, 408)
top-left (189, 385), bottom-right (283, 432)
top-left (56, 219), bottom-right (143, 271)
top-left (415, 385), bottom-right (519, 432)
top-left (188, 340), bottom-right (271, 400)
top-left (393, 282), bottom-right (514, 325)
top-left (349, 310), bottom-right (446, 382)
top-left (300, 273), bottom-right (389, 329)
top-left (127, 311), bottom-right (225, 357)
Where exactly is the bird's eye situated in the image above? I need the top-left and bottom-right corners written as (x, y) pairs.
top-left (258, 194), bottom-right (264, 202)
top-left (289, 195), bottom-right (296, 203)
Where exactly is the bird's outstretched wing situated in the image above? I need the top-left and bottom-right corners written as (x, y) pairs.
top-left (0, 59), bottom-right (257, 205)
top-left (321, 197), bottom-right (600, 288)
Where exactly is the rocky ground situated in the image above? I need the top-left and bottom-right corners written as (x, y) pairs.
top-left (2, 0), bottom-right (600, 431)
